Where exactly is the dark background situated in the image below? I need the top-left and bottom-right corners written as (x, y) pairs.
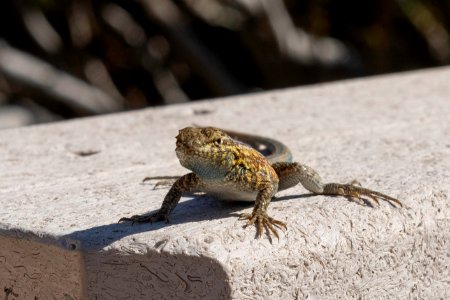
top-left (0, 0), bottom-right (449, 128)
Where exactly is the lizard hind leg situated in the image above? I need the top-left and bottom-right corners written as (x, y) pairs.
top-left (272, 162), bottom-right (402, 208)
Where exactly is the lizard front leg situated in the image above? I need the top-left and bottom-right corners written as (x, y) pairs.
top-left (240, 184), bottom-right (287, 239)
top-left (272, 162), bottom-right (402, 207)
top-left (119, 172), bottom-right (203, 224)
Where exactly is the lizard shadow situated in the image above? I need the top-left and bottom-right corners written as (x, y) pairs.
top-left (63, 192), bottom-right (378, 252)
top-left (62, 194), bottom-right (247, 251)
top-left (63, 192), bottom-right (322, 251)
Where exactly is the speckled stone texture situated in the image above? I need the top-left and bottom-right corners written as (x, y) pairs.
top-left (1, 67), bottom-right (449, 299)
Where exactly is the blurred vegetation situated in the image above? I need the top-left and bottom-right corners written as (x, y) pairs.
top-left (0, 0), bottom-right (449, 127)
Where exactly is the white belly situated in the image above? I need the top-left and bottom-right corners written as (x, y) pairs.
top-left (202, 181), bottom-right (277, 202)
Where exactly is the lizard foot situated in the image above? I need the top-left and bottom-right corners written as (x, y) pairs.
top-left (240, 212), bottom-right (287, 239)
top-left (118, 211), bottom-right (168, 225)
top-left (323, 183), bottom-right (403, 207)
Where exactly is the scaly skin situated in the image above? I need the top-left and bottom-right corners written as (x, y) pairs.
top-left (120, 127), bottom-right (402, 240)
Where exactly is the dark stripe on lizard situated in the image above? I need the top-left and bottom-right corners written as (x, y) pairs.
top-left (223, 130), bottom-right (293, 163)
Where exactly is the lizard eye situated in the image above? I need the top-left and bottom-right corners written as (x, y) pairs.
top-left (214, 138), bottom-right (223, 145)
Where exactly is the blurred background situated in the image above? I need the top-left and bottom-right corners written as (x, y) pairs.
top-left (0, 0), bottom-right (449, 129)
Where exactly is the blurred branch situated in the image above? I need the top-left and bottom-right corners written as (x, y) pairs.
top-left (101, 3), bottom-right (189, 104)
top-left (68, 1), bottom-right (94, 48)
top-left (21, 6), bottom-right (63, 54)
top-left (181, 0), bottom-right (246, 30)
top-left (187, 0), bottom-right (361, 71)
top-left (259, 0), bottom-right (359, 69)
top-left (0, 41), bottom-right (123, 115)
top-left (397, 0), bottom-right (450, 63)
top-left (140, 0), bottom-right (244, 96)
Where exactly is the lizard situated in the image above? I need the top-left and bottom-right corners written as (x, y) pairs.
top-left (119, 126), bottom-right (402, 239)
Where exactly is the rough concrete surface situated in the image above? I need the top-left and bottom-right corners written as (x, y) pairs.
top-left (1, 67), bottom-right (449, 299)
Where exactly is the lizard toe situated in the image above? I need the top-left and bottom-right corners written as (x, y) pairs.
top-left (240, 212), bottom-right (286, 239)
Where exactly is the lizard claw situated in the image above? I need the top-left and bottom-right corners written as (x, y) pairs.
top-left (240, 212), bottom-right (287, 240)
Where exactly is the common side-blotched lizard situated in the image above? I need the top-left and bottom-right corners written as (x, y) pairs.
top-left (120, 127), bottom-right (402, 239)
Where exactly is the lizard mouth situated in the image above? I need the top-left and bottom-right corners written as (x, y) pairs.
top-left (175, 129), bottom-right (203, 150)
top-left (174, 126), bottom-right (226, 156)
top-left (175, 136), bottom-right (197, 154)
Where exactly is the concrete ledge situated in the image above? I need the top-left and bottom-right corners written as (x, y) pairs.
top-left (1, 67), bottom-right (449, 299)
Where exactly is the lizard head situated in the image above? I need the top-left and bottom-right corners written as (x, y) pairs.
top-left (175, 127), bottom-right (236, 174)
